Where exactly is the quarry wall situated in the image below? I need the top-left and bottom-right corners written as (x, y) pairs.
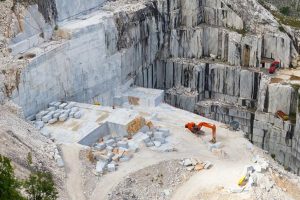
top-left (2, 0), bottom-right (300, 174)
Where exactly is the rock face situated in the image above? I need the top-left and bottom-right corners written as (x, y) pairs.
top-left (1, 0), bottom-right (300, 174)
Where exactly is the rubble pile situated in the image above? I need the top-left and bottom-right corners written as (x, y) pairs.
top-left (108, 160), bottom-right (195, 200)
top-left (180, 158), bottom-right (213, 171)
top-left (132, 126), bottom-right (176, 152)
top-left (33, 101), bottom-right (83, 131)
top-left (230, 155), bottom-right (270, 193)
top-left (91, 135), bottom-right (139, 175)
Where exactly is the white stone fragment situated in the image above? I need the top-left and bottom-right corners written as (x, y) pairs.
top-left (107, 163), bottom-right (116, 172)
top-left (128, 141), bottom-right (139, 152)
top-left (94, 143), bottom-right (106, 150)
top-left (154, 141), bottom-right (161, 147)
top-left (34, 121), bottom-right (44, 130)
top-left (65, 102), bottom-right (76, 110)
top-left (71, 107), bottom-right (79, 112)
top-left (117, 141), bottom-right (128, 149)
top-left (47, 107), bottom-right (56, 112)
top-left (96, 161), bottom-right (107, 173)
top-left (74, 111), bottom-right (82, 119)
top-left (48, 118), bottom-right (58, 124)
top-left (183, 159), bottom-right (192, 166)
top-left (59, 103), bottom-right (68, 109)
top-left (105, 139), bottom-right (115, 147)
top-left (42, 114), bottom-right (52, 123)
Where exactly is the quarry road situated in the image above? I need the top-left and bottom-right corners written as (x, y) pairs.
top-left (61, 144), bottom-right (86, 200)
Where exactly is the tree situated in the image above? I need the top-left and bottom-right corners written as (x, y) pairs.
top-left (24, 171), bottom-right (58, 200)
top-left (0, 155), bottom-right (25, 200)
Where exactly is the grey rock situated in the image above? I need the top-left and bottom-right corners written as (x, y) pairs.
top-left (34, 121), bottom-right (44, 130)
top-left (142, 135), bottom-right (151, 143)
top-left (54, 102), bottom-right (62, 108)
top-left (47, 107), bottom-right (56, 112)
top-left (96, 161), bottom-right (107, 173)
top-left (53, 112), bottom-right (61, 118)
top-left (65, 102), bottom-right (76, 110)
top-left (183, 159), bottom-right (192, 166)
top-left (117, 141), bottom-right (129, 149)
top-left (154, 141), bottom-right (161, 147)
top-left (48, 118), bottom-right (58, 124)
top-left (74, 111), bottom-right (82, 119)
top-left (42, 114), bottom-right (52, 123)
top-left (158, 128), bottom-right (170, 137)
top-left (107, 163), bottom-right (116, 172)
top-left (71, 107), bottom-right (79, 112)
top-left (146, 141), bottom-right (155, 147)
top-left (139, 125), bottom-right (150, 133)
top-left (94, 143), bottom-right (106, 150)
top-left (105, 139), bottom-right (115, 147)
top-left (59, 113), bottom-right (68, 122)
top-left (59, 103), bottom-right (68, 109)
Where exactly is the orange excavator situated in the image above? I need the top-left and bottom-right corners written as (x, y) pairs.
top-left (185, 122), bottom-right (217, 143)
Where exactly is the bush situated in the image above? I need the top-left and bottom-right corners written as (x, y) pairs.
top-left (27, 152), bottom-right (33, 166)
top-left (0, 155), bottom-right (25, 200)
top-left (24, 171), bottom-right (58, 200)
top-left (0, 154), bottom-right (58, 200)
top-left (280, 6), bottom-right (290, 16)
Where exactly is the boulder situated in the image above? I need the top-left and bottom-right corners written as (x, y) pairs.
top-left (183, 159), bottom-right (192, 166)
top-left (128, 141), bottom-right (139, 152)
top-left (154, 141), bottom-right (161, 147)
top-left (96, 161), bottom-right (107, 173)
top-left (59, 103), bottom-right (68, 109)
top-left (42, 114), bottom-right (52, 123)
top-left (117, 141), bottom-right (129, 149)
top-left (59, 113), bottom-right (68, 122)
top-left (105, 139), bottom-right (115, 147)
top-left (94, 142), bottom-right (106, 150)
top-left (74, 111), bottom-right (82, 119)
top-left (48, 118), bottom-right (58, 124)
top-left (34, 121), bottom-right (44, 130)
top-left (107, 163), bottom-right (116, 172)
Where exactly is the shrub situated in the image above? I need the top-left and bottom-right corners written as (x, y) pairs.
top-left (27, 152), bottom-right (33, 166)
top-left (0, 155), bottom-right (25, 200)
top-left (280, 6), bottom-right (290, 16)
top-left (24, 171), bottom-right (58, 200)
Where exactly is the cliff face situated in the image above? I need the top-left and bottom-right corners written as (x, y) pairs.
top-left (0, 0), bottom-right (300, 175)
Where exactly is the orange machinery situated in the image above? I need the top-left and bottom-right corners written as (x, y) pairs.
top-left (185, 122), bottom-right (217, 143)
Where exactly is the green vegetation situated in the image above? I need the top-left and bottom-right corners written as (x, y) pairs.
top-left (271, 11), bottom-right (300, 29)
top-left (291, 84), bottom-right (300, 114)
top-left (24, 172), bottom-right (58, 200)
top-left (289, 112), bottom-right (297, 124)
top-left (258, 0), bottom-right (300, 29)
top-left (278, 25), bottom-right (286, 33)
top-left (27, 152), bottom-right (33, 166)
top-left (0, 154), bottom-right (58, 200)
top-left (229, 27), bottom-right (248, 36)
top-left (280, 6), bottom-right (290, 16)
top-left (271, 153), bottom-right (276, 159)
top-left (0, 155), bottom-right (25, 200)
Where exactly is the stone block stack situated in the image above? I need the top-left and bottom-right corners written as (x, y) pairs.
top-left (93, 135), bottom-right (139, 175)
top-left (33, 102), bottom-right (83, 130)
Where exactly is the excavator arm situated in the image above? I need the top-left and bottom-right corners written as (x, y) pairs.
top-left (185, 122), bottom-right (217, 143)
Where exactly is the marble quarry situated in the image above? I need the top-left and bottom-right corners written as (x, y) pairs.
top-left (2, 0), bottom-right (300, 175)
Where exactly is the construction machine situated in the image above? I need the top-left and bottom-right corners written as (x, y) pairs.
top-left (185, 122), bottom-right (217, 143)
top-left (268, 61), bottom-right (280, 74)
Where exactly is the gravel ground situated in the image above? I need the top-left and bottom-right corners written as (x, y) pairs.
top-left (108, 160), bottom-right (195, 200)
